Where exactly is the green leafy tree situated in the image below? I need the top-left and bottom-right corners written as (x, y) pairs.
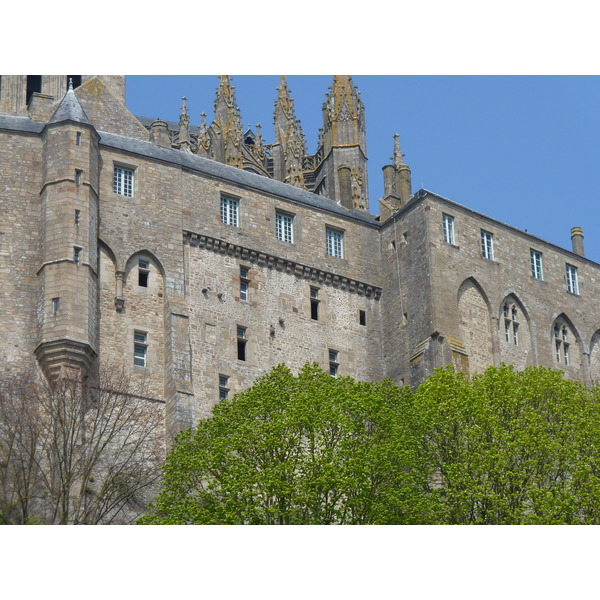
top-left (414, 364), bottom-right (600, 524)
top-left (140, 363), bottom-right (429, 524)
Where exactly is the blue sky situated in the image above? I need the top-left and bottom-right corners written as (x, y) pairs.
top-left (126, 75), bottom-right (600, 263)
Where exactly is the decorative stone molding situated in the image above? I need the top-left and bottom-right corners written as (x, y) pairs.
top-left (183, 230), bottom-right (382, 300)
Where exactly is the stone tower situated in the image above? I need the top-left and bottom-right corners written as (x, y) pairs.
top-left (34, 80), bottom-right (100, 380)
top-left (313, 76), bottom-right (369, 211)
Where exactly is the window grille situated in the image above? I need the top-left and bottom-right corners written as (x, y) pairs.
top-left (276, 212), bottom-right (294, 243)
top-left (481, 230), bottom-right (494, 260)
top-left (221, 196), bottom-right (239, 226)
top-left (113, 166), bottom-right (134, 197)
top-left (530, 250), bottom-right (543, 280)
top-left (443, 214), bottom-right (455, 245)
top-left (326, 228), bottom-right (344, 258)
top-left (566, 264), bottom-right (579, 294)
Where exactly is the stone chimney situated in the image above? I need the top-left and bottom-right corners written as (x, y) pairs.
top-left (571, 227), bottom-right (585, 257)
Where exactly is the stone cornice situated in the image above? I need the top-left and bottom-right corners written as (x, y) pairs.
top-left (183, 230), bottom-right (382, 300)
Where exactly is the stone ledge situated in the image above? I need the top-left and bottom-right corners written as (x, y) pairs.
top-left (183, 230), bottom-right (382, 300)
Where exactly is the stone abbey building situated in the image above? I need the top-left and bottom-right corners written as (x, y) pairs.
top-left (1, 75), bottom-right (600, 437)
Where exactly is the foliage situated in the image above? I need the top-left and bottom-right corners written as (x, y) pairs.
top-left (0, 366), bottom-right (164, 524)
top-left (140, 363), bottom-right (428, 524)
top-left (141, 362), bottom-right (600, 525)
top-left (413, 364), bottom-right (600, 524)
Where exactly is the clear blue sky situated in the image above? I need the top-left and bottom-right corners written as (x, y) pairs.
top-left (126, 75), bottom-right (600, 264)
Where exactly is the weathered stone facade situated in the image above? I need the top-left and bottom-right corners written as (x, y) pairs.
top-left (2, 75), bottom-right (599, 441)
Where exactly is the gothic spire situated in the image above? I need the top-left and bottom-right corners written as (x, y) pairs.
top-left (178, 96), bottom-right (191, 152)
top-left (212, 76), bottom-right (243, 167)
top-left (271, 76), bottom-right (306, 188)
top-left (392, 133), bottom-right (406, 168)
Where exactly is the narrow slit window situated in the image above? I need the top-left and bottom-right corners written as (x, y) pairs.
top-left (76, 131), bottom-right (82, 146)
top-left (138, 260), bottom-right (149, 287)
top-left (329, 349), bottom-right (339, 377)
top-left (73, 247), bottom-right (81, 265)
top-left (240, 266), bottom-right (249, 301)
top-left (75, 209), bottom-right (80, 225)
top-left (75, 169), bottom-right (82, 186)
top-left (237, 326), bottom-right (247, 361)
top-left (359, 310), bottom-right (366, 326)
top-left (219, 375), bottom-right (230, 400)
top-left (52, 297), bottom-right (60, 313)
top-left (134, 332), bottom-right (147, 367)
top-left (310, 287), bottom-right (319, 321)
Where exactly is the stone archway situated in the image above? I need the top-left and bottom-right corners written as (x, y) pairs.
top-left (457, 278), bottom-right (494, 375)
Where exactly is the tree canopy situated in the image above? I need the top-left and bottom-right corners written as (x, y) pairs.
top-left (140, 363), bottom-right (600, 525)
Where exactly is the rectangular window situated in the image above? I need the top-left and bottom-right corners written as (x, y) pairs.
top-left (505, 320), bottom-right (510, 342)
top-left (113, 166), bottom-right (134, 197)
top-left (75, 209), bottom-right (80, 225)
top-left (240, 267), bottom-right (249, 301)
top-left (513, 322), bottom-right (519, 345)
top-left (221, 196), bottom-right (239, 226)
top-left (237, 326), bottom-right (247, 361)
top-left (326, 227), bottom-right (344, 258)
top-left (329, 349), bottom-right (339, 377)
top-left (481, 230), bottom-right (494, 260)
top-left (76, 131), bottom-right (82, 146)
top-left (75, 169), bottom-right (82, 186)
top-left (138, 260), bottom-right (149, 287)
top-left (219, 375), bottom-right (229, 400)
top-left (276, 212), bottom-right (294, 243)
top-left (564, 343), bottom-right (570, 366)
top-left (530, 250), bottom-right (543, 280)
top-left (555, 340), bottom-right (561, 363)
top-left (310, 287), bottom-right (319, 321)
top-left (134, 332), bottom-right (147, 367)
top-left (73, 247), bottom-right (81, 265)
top-left (443, 214), bottom-right (455, 245)
top-left (359, 310), bottom-right (366, 326)
top-left (52, 297), bottom-right (60, 313)
top-left (566, 264), bottom-right (579, 295)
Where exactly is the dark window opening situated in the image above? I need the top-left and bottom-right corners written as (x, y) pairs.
top-left (311, 300), bottom-right (319, 320)
top-left (359, 310), bottom-right (366, 326)
top-left (75, 209), bottom-right (80, 225)
top-left (138, 260), bottom-right (149, 287)
top-left (237, 327), bottom-right (247, 361)
top-left (26, 76), bottom-right (42, 105)
top-left (237, 339), bottom-right (246, 361)
top-left (310, 287), bottom-right (319, 321)
top-left (67, 76), bottom-right (82, 91)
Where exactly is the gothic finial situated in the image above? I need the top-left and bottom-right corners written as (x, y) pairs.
top-left (392, 133), bottom-right (405, 167)
top-left (68, 78), bottom-right (73, 92)
top-left (178, 96), bottom-right (191, 152)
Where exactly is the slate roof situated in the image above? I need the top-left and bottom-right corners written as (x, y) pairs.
top-left (98, 131), bottom-right (380, 227)
top-left (48, 86), bottom-right (92, 126)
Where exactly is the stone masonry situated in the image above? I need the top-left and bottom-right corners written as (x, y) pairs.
top-left (1, 75), bottom-right (600, 441)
